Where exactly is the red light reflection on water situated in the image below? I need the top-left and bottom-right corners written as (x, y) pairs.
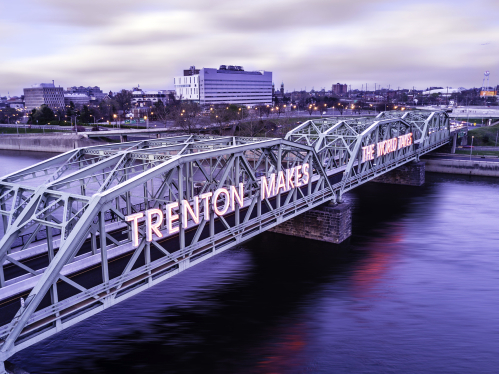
top-left (350, 223), bottom-right (405, 299)
top-left (255, 322), bottom-right (307, 373)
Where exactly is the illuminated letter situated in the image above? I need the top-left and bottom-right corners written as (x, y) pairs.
top-left (200, 192), bottom-right (213, 221)
top-left (377, 142), bottom-right (384, 157)
top-left (386, 139), bottom-right (393, 154)
top-left (286, 167), bottom-right (295, 189)
top-left (182, 196), bottom-right (200, 227)
top-left (407, 133), bottom-right (413, 146)
top-left (146, 209), bottom-right (163, 242)
top-left (261, 173), bottom-right (276, 199)
top-left (125, 212), bottom-right (143, 247)
top-left (276, 170), bottom-right (286, 194)
top-left (295, 165), bottom-right (303, 187)
top-left (213, 188), bottom-right (230, 216)
top-left (165, 202), bottom-right (179, 234)
top-left (361, 146), bottom-right (367, 162)
top-left (230, 183), bottom-right (244, 210)
top-left (368, 144), bottom-right (375, 160)
top-left (302, 163), bottom-right (310, 185)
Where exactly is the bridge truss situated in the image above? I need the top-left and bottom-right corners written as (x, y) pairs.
top-left (0, 110), bottom-right (449, 370)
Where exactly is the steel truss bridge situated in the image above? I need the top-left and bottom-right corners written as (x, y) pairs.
top-left (0, 110), bottom-right (450, 370)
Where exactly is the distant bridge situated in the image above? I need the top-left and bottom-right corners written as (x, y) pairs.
top-left (0, 110), bottom-right (452, 371)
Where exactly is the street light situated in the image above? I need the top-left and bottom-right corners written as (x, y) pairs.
top-left (470, 136), bottom-right (474, 160)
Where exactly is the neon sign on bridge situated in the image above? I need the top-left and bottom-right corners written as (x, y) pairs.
top-left (125, 163), bottom-right (310, 247)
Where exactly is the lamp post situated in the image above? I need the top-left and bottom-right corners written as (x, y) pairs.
top-left (470, 135), bottom-right (474, 160)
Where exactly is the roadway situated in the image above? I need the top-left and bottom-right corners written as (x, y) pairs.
top-left (422, 153), bottom-right (499, 163)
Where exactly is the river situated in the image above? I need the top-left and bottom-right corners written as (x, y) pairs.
top-left (2, 149), bottom-right (499, 374)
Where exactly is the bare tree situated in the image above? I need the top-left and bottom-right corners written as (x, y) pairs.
top-left (153, 101), bottom-right (169, 124)
top-left (209, 104), bottom-right (238, 135)
top-left (336, 103), bottom-right (345, 115)
top-left (173, 102), bottom-right (202, 133)
top-left (115, 90), bottom-right (132, 112)
top-left (237, 110), bottom-right (266, 137)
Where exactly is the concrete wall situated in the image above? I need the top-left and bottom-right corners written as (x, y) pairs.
top-left (269, 202), bottom-right (352, 244)
top-left (425, 159), bottom-right (499, 177)
top-left (0, 134), bottom-right (103, 153)
top-left (373, 161), bottom-right (425, 186)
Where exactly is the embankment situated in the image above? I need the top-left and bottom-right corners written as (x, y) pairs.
top-left (0, 134), bottom-right (104, 153)
top-left (425, 158), bottom-right (499, 177)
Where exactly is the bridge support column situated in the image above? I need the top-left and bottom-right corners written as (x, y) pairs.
top-left (373, 161), bottom-right (425, 186)
top-left (269, 202), bottom-right (352, 244)
top-left (120, 135), bottom-right (128, 143)
top-left (451, 133), bottom-right (457, 154)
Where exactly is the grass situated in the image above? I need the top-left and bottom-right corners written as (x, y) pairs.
top-left (454, 149), bottom-right (499, 157)
top-left (467, 123), bottom-right (499, 146)
top-left (0, 127), bottom-right (68, 135)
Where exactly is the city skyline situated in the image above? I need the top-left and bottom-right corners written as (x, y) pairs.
top-left (1, 0), bottom-right (499, 96)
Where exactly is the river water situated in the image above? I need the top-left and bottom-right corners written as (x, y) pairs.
top-left (2, 150), bottom-right (499, 374)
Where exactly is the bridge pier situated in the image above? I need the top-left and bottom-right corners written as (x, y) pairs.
top-left (372, 161), bottom-right (425, 186)
top-left (120, 135), bottom-right (128, 143)
top-left (269, 202), bottom-right (352, 244)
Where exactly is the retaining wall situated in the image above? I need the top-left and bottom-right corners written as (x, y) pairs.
top-left (0, 134), bottom-right (103, 153)
top-left (425, 158), bottom-right (499, 177)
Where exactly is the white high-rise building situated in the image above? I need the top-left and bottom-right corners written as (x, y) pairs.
top-left (174, 65), bottom-right (272, 106)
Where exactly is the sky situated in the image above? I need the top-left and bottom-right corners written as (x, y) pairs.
top-left (1, 0), bottom-right (498, 96)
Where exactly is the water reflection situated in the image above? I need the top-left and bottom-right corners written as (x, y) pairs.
top-left (3, 151), bottom-right (498, 374)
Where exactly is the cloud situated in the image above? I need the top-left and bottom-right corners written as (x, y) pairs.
top-left (1, 0), bottom-right (499, 95)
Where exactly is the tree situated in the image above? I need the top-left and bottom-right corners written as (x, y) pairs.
top-left (237, 110), bottom-right (267, 137)
top-left (115, 90), bottom-right (132, 111)
top-left (153, 101), bottom-right (169, 124)
top-left (80, 105), bottom-right (91, 123)
top-left (30, 105), bottom-right (55, 125)
top-left (99, 99), bottom-right (119, 122)
top-left (336, 103), bottom-right (345, 115)
top-left (174, 102), bottom-right (202, 133)
top-left (209, 104), bottom-right (237, 135)
top-left (0, 107), bottom-right (20, 124)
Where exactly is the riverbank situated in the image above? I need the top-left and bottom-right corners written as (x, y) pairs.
top-left (423, 154), bottom-right (499, 177)
top-left (0, 133), bottom-right (103, 153)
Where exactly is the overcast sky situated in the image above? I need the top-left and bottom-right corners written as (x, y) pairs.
top-left (1, 0), bottom-right (498, 96)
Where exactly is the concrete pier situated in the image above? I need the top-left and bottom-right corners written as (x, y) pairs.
top-left (269, 202), bottom-right (352, 244)
top-left (373, 161), bottom-right (425, 186)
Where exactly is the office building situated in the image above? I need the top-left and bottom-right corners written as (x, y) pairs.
top-left (332, 83), bottom-right (348, 95)
top-left (64, 93), bottom-right (90, 106)
top-left (174, 65), bottom-right (272, 106)
top-left (66, 86), bottom-right (106, 101)
top-left (131, 87), bottom-right (169, 107)
top-left (24, 82), bottom-right (64, 111)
